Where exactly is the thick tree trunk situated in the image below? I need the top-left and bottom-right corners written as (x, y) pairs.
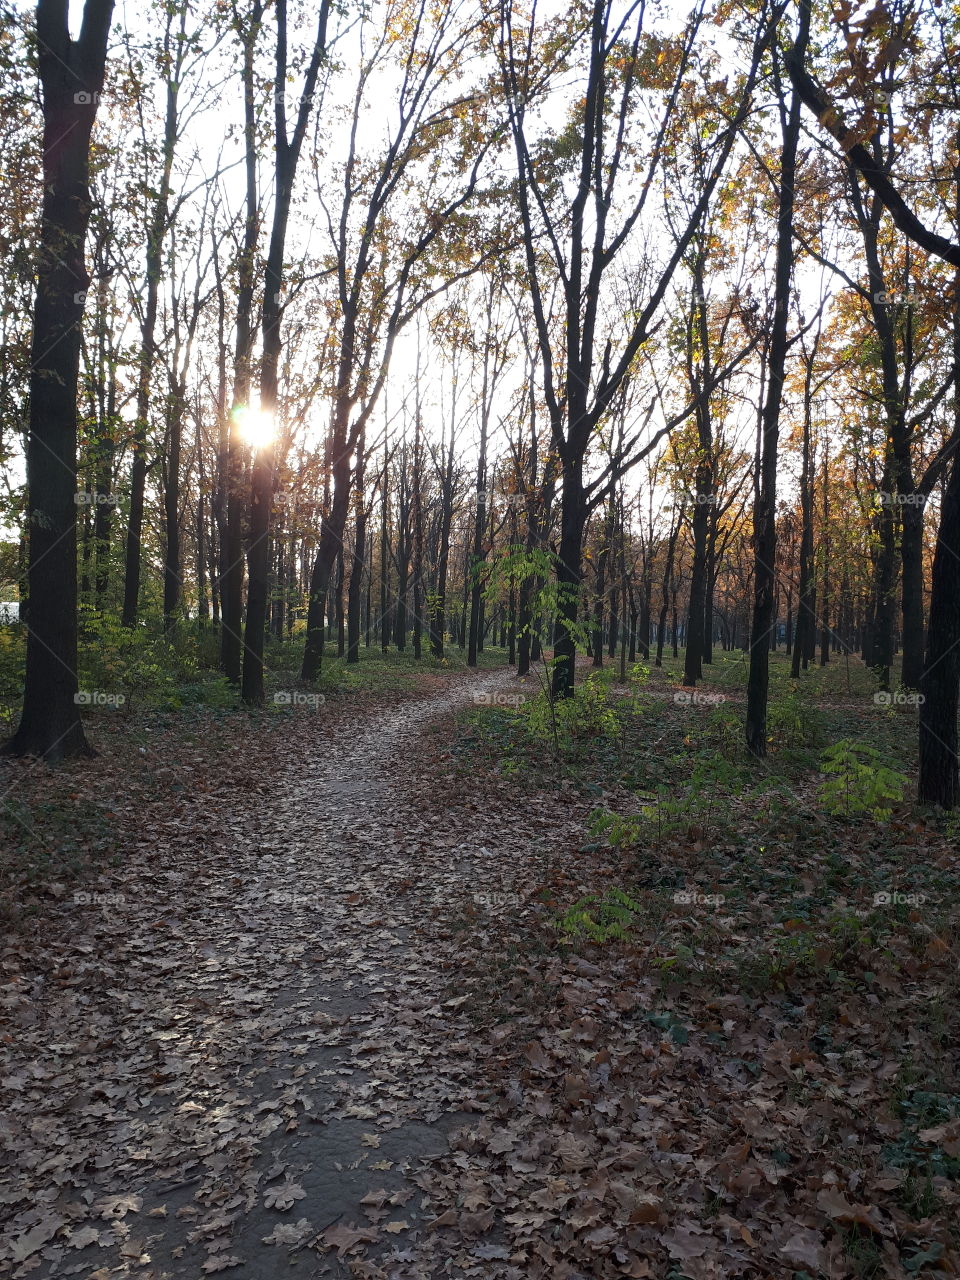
top-left (918, 199), bottom-right (960, 805)
top-left (552, 462), bottom-right (586, 699)
top-left (872, 486), bottom-right (897, 689)
top-left (5, 0), bottom-right (113, 760)
top-left (918, 457), bottom-right (960, 806)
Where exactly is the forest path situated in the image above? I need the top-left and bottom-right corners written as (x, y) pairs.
top-left (0, 665), bottom-right (553, 1280)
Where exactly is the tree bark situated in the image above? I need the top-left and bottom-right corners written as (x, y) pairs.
top-left (122, 2), bottom-right (182, 627)
top-left (746, 1), bottom-right (806, 757)
top-left (5, 0), bottom-right (113, 760)
top-left (243, 0), bottom-right (328, 703)
top-left (220, 0), bottom-right (263, 682)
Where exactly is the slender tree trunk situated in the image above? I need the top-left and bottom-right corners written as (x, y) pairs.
top-left (248, 0), bottom-right (328, 700)
top-left (380, 484), bottom-right (390, 650)
top-left (592, 525), bottom-right (607, 668)
top-left (792, 345), bottom-right (816, 677)
top-left (467, 439), bottom-right (488, 668)
top-left (246, 17), bottom-right (308, 700)
top-left (162, 381), bottom-right (184, 630)
top-left (346, 426), bottom-right (367, 664)
top-left (347, 512), bottom-right (367, 663)
top-left (900, 496), bottom-right (925, 689)
top-left (746, 1), bottom-right (806, 756)
top-left (196, 474), bottom-right (210, 625)
top-left (430, 412), bottom-right (455, 658)
top-left (873, 474), bottom-right (897, 689)
top-left (684, 473), bottom-right (710, 686)
top-left (122, 6), bottom-right (182, 628)
top-left (220, 2), bottom-right (262, 682)
top-left (819, 446), bottom-right (830, 665)
top-left (335, 549), bottom-right (346, 656)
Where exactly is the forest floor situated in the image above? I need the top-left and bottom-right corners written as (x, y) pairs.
top-left (1, 650), bottom-right (959, 1280)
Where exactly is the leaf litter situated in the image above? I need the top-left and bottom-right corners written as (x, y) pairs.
top-left (1, 667), bottom-right (958, 1278)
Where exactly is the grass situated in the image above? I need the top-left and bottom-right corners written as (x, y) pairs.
top-left (452, 646), bottom-right (960, 1273)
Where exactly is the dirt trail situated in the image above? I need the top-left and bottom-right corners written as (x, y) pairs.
top-left (0, 668), bottom-right (526, 1280)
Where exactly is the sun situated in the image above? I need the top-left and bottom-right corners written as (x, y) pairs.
top-left (233, 405), bottom-right (276, 450)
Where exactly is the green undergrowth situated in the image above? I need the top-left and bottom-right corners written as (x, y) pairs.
top-left (0, 611), bottom-right (513, 732)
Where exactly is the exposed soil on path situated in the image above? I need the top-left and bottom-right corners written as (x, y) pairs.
top-left (0, 666), bottom-right (586, 1280)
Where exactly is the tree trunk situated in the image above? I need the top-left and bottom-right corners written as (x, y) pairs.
top-left (918, 171), bottom-right (960, 806)
top-left (162, 381), bottom-right (184, 630)
top-left (918, 454), bottom-right (960, 806)
top-left (244, 0), bottom-right (327, 702)
top-left (5, 0), bottom-right (113, 760)
top-left (684, 473), bottom-right (710, 685)
top-left (791, 341), bottom-right (816, 677)
top-left (900, 497), bottom-right (925, 689)
top-left (220, 1), bottom-right (262, 682)
top-left (122, 5), bottom-right (182, 628)
top-left (745, 1), bottom-right (806, 756)
top-left (552, 462), bottom-right (586, 699)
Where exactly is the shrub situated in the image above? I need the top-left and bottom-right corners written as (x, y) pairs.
top-left (819, 739), bottom-right (908, 819)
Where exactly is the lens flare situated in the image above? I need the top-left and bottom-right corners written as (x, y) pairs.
top-left (233, 405), bottom-right (275, 449)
